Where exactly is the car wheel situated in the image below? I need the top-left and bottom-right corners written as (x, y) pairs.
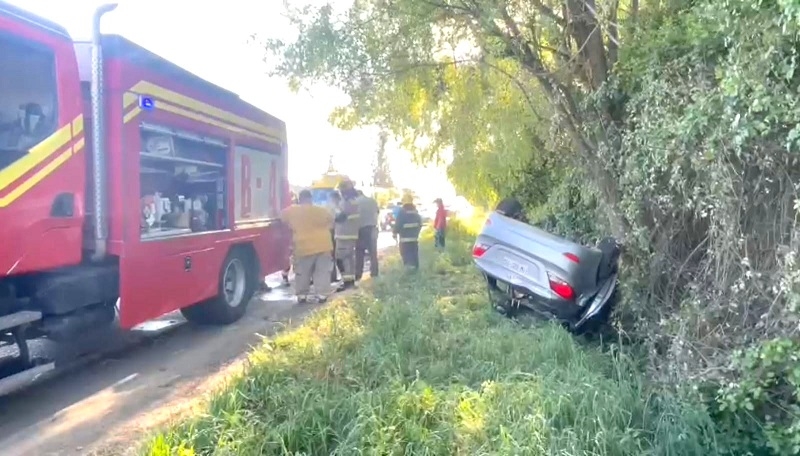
top-left (573, 285), bottom-right (618, 337)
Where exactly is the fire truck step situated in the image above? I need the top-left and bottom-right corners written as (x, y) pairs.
top-left (0, 362), bottom-right (55, 396)
top-left (0, 310), bottom-right (42, 332)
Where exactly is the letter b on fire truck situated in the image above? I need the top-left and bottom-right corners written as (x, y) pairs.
top-left (234, 145), bottom-right (282, 223)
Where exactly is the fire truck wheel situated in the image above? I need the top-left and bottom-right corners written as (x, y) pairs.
top-left (181, 249), bottom-right (255, 325)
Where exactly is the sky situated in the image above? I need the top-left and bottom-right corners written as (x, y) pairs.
top-left (8, 0), bottom-right (457, 199)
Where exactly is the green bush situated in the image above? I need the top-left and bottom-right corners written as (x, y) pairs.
top-left (712, 338), bottom-right (800, 455)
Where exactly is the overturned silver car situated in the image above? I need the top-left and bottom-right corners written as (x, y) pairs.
top-left (472, 209), bottom-right (621, 334)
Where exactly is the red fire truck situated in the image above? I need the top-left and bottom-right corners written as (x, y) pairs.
top-left (0, 2), bottom-right (291, 393)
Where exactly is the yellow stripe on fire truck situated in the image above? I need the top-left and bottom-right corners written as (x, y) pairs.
top-left (122, 81), bottom-right (284, 143)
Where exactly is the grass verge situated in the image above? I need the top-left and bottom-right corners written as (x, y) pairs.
top-left (144, 223), bottom-right (725, 456)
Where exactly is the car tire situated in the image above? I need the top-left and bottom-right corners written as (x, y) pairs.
top-left (181, 249), bottom-right (255, 325)
top-left (596, 237), bottom-right (621, 281)
top-left (572, 285), bottom-right (618, 337)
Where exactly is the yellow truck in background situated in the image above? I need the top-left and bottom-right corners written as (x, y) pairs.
top-left (309, 173), bottom-right (353, 206)
top-left (308, 172), bottom-right (405, 212)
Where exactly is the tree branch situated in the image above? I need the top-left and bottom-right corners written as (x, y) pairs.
top-left (607, 0), bottom-right (620, 67)
top-left (531, 0), bottom-right (566, 27)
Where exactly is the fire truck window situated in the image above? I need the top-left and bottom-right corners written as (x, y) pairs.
top-left (0, 36), bottom-right (57, 170)
top-left (233, 144), bottom-right (283, 223)
top-left (139, 128), bottom-right (229, 240)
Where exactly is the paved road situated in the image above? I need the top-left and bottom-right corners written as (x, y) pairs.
top-left (0, 232), bottom-right (396, 456)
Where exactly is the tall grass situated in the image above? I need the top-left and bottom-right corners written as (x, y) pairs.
top-left (144, 222), bottom-right (724, 456)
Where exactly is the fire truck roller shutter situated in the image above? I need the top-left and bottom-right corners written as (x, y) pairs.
top-left (180, 243), bottom-right (258, 325)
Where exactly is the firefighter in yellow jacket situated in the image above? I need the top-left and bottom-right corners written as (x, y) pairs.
top-left (280, 189), bottom-right (334, 303)
top-left (334, 180), bottom-right (360, 290)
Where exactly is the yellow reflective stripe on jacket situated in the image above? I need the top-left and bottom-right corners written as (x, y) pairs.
top-left (341, 274), bottom-right (356, 280)
top-left (347, 213), bottom-right (360, 220)
top-left (335, 234), bottom-right (359, 240)
top-left (402, 222), bottom-right (420, 228)
top-left (399, 237), bottom-right (418, 243)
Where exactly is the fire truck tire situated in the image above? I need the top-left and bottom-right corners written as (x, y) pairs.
top-left (181, 249), bottom-right (255, 325)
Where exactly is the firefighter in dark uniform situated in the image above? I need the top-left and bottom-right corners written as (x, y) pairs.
top-left (393, 194), bottom-right (422, 269)
top-left (334, 180), bottom-right (360, 290)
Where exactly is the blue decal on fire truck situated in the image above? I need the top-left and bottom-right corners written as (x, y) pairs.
top-left (139, 96), bottom-right (155, 110)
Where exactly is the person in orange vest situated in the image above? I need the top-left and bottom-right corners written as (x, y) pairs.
top-left (280, 189), bottom-right (334, 303)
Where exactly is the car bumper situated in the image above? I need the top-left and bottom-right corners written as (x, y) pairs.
top-left (486, 275), bottom-right (582, 322)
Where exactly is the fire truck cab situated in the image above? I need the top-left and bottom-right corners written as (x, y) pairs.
top-left (0, 2), bottom-right (290, 394)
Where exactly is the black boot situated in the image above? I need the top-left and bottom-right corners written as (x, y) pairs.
top-left (336, 281), bottom-right (356, 292)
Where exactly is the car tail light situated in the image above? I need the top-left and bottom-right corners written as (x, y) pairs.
top-left (563, 252), bottom-right (580, 264)
top-left (547, 272), bottom-right (575, 300)
top-left (472, 242), bottom-right (490, 258)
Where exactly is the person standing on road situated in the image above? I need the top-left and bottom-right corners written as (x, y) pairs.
top-left (355, 190), bottom-right (380, 281)
top-left (433, 198), bottom-right (447, 249)
top-left (393, 194), bottom-right (423, 269)
top-left (327, 191), bottom-right (345, 283)
top-left (262, 191), bottom-right (296, 292)
top-left (334, 181), bottom-right (360, 290)
top-left (279, 189), bottom-right (334, 303)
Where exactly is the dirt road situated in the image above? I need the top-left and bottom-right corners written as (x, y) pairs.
top-left (0, 233), bottom-right (396, 456)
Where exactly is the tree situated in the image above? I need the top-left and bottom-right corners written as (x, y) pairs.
top-left (263, 0), bottom-right (631, 224)
top-left (401, 188), bottom-right (417, 201)
top-left (371, 130), bottom-right (394, 188)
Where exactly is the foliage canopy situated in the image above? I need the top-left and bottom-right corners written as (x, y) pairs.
top-left (265, 0), bottom-right (622, 208)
